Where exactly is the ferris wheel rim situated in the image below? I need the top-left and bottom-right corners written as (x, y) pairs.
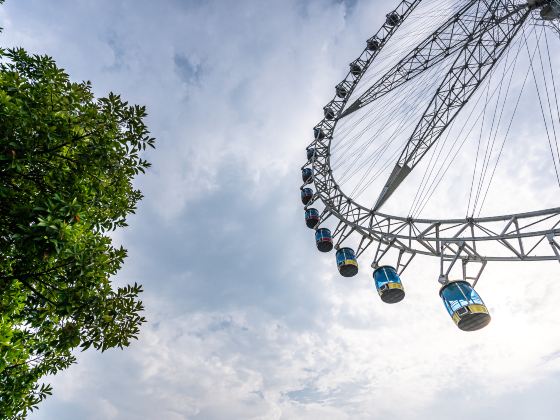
top-left (307, 0), bottom-right (560, 262)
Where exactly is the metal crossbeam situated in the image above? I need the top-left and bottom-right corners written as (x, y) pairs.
top-left (318, 197), bottom-right (560, 261)
top-left (315, 0), bottom-right (422, 130)
top-left (306, 0), bottom-right (560, 265)
top-left (342, 0), bottom-right (482, 118)
top-left (373, 1), bottom-right (532, 210)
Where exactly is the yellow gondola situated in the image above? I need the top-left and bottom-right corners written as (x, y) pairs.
top-left (440, 281), bottom-right (491, 331)
top-left (373, 266), bottom-right (405, 304)
top-left (336, 248), bottom-right (358, 277)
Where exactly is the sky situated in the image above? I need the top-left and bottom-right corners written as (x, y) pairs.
top-left (2, 0), bottom-right (560, 419)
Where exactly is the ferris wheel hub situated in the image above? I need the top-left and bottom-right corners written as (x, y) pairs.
top-left (528, 0), bottom-right (560, 20)
top-left (302, 0), bottom-right (560, 330)
top-left (541, 4), bottom-right (560, 20)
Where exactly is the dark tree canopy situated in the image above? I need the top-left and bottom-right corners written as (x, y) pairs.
top-left (0, 45), bottom-right (154, 417)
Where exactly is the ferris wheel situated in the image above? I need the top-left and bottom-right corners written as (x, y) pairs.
top-left (301, 0), bottom-right (560, 331)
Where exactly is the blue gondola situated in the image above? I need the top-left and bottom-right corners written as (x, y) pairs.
top-left (439, 281), bottom-right (491, 331)
top-left (350, 63), bottom-right (362, 76)
top-left (302, 168), bottom-right (313, 183)
top-left (373, 266), bottom-right (405, 304)
top-left (386, 11), bottom-right (401, 26)
top-left (367, 37), bottom-right (380, 51)
top-left (301, 188), bottom-right (314, 205)
top-left (314, 127), bottom-right (326, 140)
top-left (315, 228), bottom-right (333, 252)
top-left (324, 107), bottom-right (335, 120)
top-left (305, 208), bottom-right (320, 229)
top-left (307, 148), bottom-right (315, 161)
top-left (336, 247), bottom-right (358, 277)
top-left (336, 84), bottom-right (348, 98)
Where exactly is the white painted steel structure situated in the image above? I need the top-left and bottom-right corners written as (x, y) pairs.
top-left (303, 0), bottom-right (560, 283)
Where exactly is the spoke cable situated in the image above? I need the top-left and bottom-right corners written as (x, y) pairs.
top-left (524, 26), bottom-right (560, 187)
top-left (477, 26), bottom-right (543, 215)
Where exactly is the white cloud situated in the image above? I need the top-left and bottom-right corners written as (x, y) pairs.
top-left (3, 0), bottom-right (560, 419)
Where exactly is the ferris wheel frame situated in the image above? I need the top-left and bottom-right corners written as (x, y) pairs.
top-left (305, 0), bottom-right (560, 272)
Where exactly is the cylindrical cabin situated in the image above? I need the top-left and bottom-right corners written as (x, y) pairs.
top-left (336, 84), bottom-right (348, 99)
top-left (350, 63), bottom-right (362, 76)
top-left (302, 168), bottom-right (313, 184)
top-left (386, 12), bottom-right (401, 26)
top-left (305, 208), bottom-right (320, 229)
top-left (307, 148), bottom-right (315, 161)
top-left (314, 127), bottom-right (326, 140)
top-left (301, 188), bottom-right (314, 205)
top-left (315, 228), bottom-right (333, 253)
top-left (373, 266), bottom-right (405, 304)
top-left (367, 38), bottom-right (380, 51)
top-left (336, 247), bottom-right (358, 277)
top-left (439, 281), bottom-right (491, 331)
top-left (324, 107), bottom-right (335, 120)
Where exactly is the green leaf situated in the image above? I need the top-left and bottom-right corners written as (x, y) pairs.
top-left (0, 42), bottom-right (153, 416)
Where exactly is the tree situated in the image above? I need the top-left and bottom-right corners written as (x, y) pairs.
top-left (0, 41), bottom-right (154, 417)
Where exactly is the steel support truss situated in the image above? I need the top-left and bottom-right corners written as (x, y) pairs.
top-left (438, 241), bottom-right (487, 285)
top-left (343, 0), bottom-right (510, 117)
top-left (305, 0), bottom-right (560, 264)
top-left (313, 0), bottom-right (423, 132)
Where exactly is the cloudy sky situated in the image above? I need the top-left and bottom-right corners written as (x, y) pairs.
top-left (2, 0), bottom-right (560, 419)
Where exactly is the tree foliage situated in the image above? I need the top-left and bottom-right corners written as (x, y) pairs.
top-left (0, 45), bottom-right (154, 417)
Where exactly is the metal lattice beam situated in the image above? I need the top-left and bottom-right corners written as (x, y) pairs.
top-left (316, 0), bottom-right (422, 128)
top-left (342, 0), bottom-right (482, 118)
top-left (305, 0), bottom-right (560, 263)
top-left (373, 0), bottom-right (532, 210)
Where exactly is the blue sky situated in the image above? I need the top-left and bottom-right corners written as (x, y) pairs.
top-left (2, 1), bottom-right (560, 419)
